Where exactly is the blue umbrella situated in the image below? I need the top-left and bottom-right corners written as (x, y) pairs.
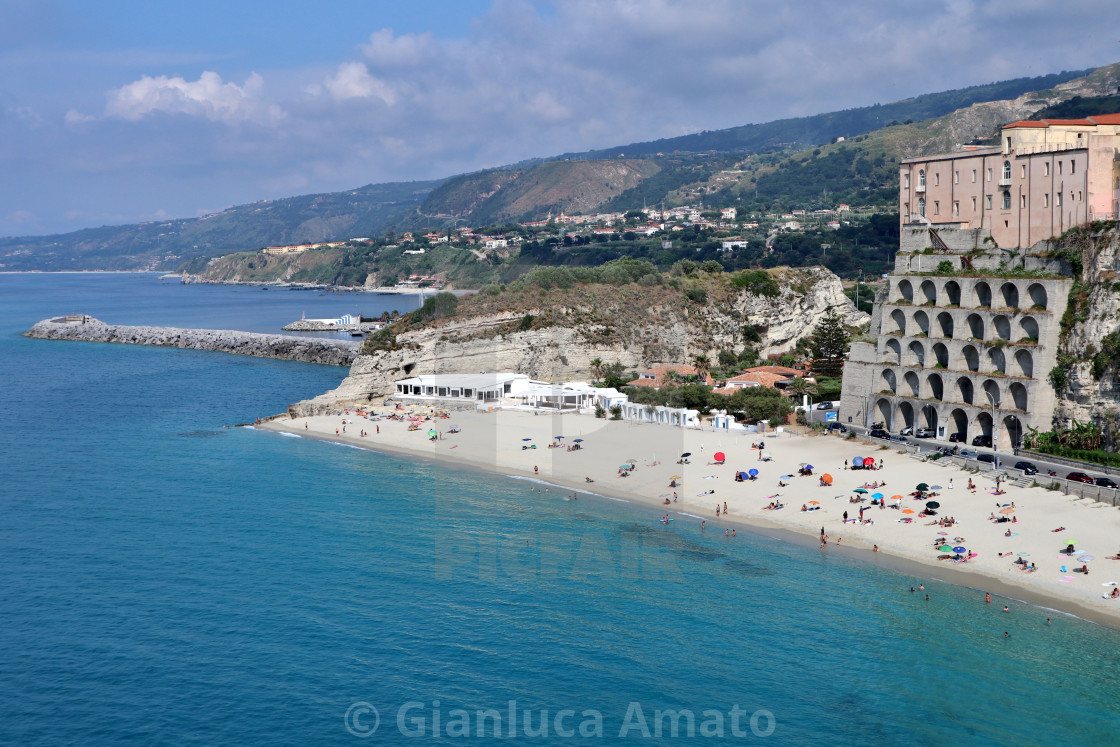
top-left (737, 471), bottom-right (748, 480)
top-left (574, 438), bottom-right (584, 442)
top-left (872, 492), bottom-right (884, 499)
top-left (851, 456), bottom-right (863, 466)
top-left (853, 488), bottom-right (868, 494)
top-left (748, 468), bottom-right (759, 477)
top-left (953, 546), bottom-right (967, 554)
top-left (780, 474), bottom-right (792, 480)
top-left (522, 438), bottom-right (532, 441)
top-left (805, 464), bottom-right (814, 470)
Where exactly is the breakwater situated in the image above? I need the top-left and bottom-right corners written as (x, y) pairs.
top-left (25, 316), bottom-right (359, 366)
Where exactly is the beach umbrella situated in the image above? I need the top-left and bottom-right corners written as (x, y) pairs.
top-left (737, 471), bottom-right (748, 480)
top-left (902, 509), bottom-right (915, 514)
top-left (522, 438), bottom-right (532, 441)
top-left (554, 435), bottom-right (564, 440)
top-left (891, 495), bottom-right (904, 501)
top-left (619, 464), bottom-right (634, 470)
top-left (574, 438), bottom-right (584, 443)
top-left (871, 492), bottom-right (884, 499)
top-left (925, 501), bottom-right (941, 509)
top-left (670, 474), bottom-right (682, 480)
top-left (808, 500), bottom-right (820, 505)
top-left (852, 456), bottom-right (863, 466)
top-left (714, 451), bottom-right (726, 462)
top-left (748, 468), bottom-right (759, 477)
top-left (953, 546), bottom-right (967, 554)
top-left (761, 450), bottom-right (773, 460)
top-left (780, 475), bottom-right (792, 480)
top-left (1080, 555), bottom-right (1096, 562)
top-left (939, 544), bottom-right (953, 552)
top-left (930, 485), bottom-right (943, 490)
top-left (916, 483), bottom-right (929, 491)
top-left (680, 452), bottom-right (692, 458)
top-left (863, 457), bottom-right (876, 466)
top-left (999, 507), bottom-right (1015, 514)
top-left (821, 473), bottom-right (833, 485)
top-left (853, 488), bottom-right (868, 494)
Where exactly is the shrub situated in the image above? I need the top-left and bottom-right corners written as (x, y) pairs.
top-left (685, 288), bottom-right (708, 304)
top-left (729, 270), bottom-right (780, 297)
top-left (411, 292), bottom-right (459, 324)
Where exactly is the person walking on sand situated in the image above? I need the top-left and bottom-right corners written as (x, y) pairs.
top-left (948, 478), bottom-right (954, 489)
top-left (723, 501), bottom-right (728, 515)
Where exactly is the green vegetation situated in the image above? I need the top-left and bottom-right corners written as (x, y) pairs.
top-left (808, 308), bottom-right (851, 377)
top-left (1029, 94), bottom-right (1120, 121)
top-left (729, 270), bottom-right (780, 296)
top-left (627, 381), bottom-right (793, 423)
top-left (411, 292), bottom-right (460, 324)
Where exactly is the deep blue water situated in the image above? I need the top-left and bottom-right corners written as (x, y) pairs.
top-left (2, 273), bottom-right (1120, 745)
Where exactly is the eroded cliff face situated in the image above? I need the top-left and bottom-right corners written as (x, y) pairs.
top-left (289, 267), bottom-right (866, 414)
top-left (1055, 226), bottom-right (1120, 428)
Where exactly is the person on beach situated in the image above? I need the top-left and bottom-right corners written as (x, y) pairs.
top-left (873, 545), bottom-right (879, 552)
top-left (534, 465), bottom-right (538, 474)
top-left (723, 501), bottom-right (728, 515)
top-left (1004, 606), bottom-right (1010, 613)
top-left (701, 521), bottom-right (706, 531)
top-left (948, 479), bottom-right (954, 489)
top-left (986, 592), bottom-right (991, 604)
top-left (716, 505), bottom-right (720, 517)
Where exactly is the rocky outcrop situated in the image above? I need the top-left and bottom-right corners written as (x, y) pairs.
top-left (26, 316), bottom-right (359, 366)
top-left (289, 267), bottom-right (867, 415)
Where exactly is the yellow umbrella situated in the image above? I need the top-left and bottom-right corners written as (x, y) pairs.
top-left (999, 507), bottom-right (1015, 514)
top-left (670, 475), bottom-right (682, 480)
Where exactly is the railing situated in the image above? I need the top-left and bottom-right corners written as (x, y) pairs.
top-left (998, 177), bottom-right (1012, 187)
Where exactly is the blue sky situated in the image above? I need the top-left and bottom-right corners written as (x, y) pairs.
top-left (2, 0), bottom-right (1118, 237)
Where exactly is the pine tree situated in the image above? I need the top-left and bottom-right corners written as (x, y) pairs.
top-left (810, 308), bottom-right (850, 376)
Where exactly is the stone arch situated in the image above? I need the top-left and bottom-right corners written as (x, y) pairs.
top-left (898, 400), bottom-right (916, 429)
top-left (944, 280), bottom-right (961, 307)
top-left (962, 344), bottom-right (980, 372)
top-left (1000, 282), bottom-right (1020, 309)
top-left (993, 315), bottom-right (1011, 340)
top-left (1014, 349), bottom-right (1034, 378)
top-left (889, 309), bottom-right (907, 335)
top-left (919, 279), bottom-right (937, 305)
top-left (1019, 316), bottom-right (1039, 342)
top-left (1027, 283), bottom-right (1048, 310)
top-left (920, 403), bottom-right (938, 430)
top-left (1003, 415), bottom-right (1024, 450)
top-left (936, 311), bottom-right (953, 338)
top-left (932, 342), bottom-right (949, 368)
top-left (913, 310), bottom-right (930, 336)
top-left (956, 376), bottom-right (974, 405)
top-left (1009, 382), bottom-right (1028, 411)
top-left (876, 398), bottom-right (894, 429)
top-left (977, 411), bottom-right (994, 442)
top-left (973, 281), bottom-right (992, 308)
top-left (907, 340), bottom-right (926, 367)
top-left (966, 313), bottom-right (985, 340)
top-left (988, 347), bottom-right (1006, 374)
top-left (881, 369), bottom-right (897, 394)
top-left (885, 338), bottom-right (902, 365)
top-left (982, 379), bottom-right (1001, 408)
top-left (904, 370), bottom-right (921, 397)
top-left (927, 372), bottom-right (944, 401)
top-left (897, 279), bottom-right (914, 304)
top-left (949, 408), bottom-right (968, 441)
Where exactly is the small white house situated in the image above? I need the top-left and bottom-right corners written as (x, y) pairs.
top-left (394, 373), bottom-right (532, 402)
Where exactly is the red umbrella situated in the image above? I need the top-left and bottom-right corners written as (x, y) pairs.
top-left (714, 451), bottom-right (726, 462)
top-left (863, 457), bottom-right (875, 466)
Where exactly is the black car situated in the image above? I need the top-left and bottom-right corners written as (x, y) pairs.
top-left (869, 429), bottom-right (889, 439)
top-left (948, 432), bottom-right (966, 443)
top-left (977, 454), bottom-right (999, 466)
top-left (1096, 477), bottom-right (1119, 489)
top-left (1014, 461), bottom-right (1038, 475)
top-left (971, 434), bottom-right (992, 447)
top-left (888, 434), bottom-right (909, 445)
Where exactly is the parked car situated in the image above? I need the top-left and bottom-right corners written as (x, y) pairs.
top-left (971, 434), bottom-right (993, 447)
top-left (832, 423), bottom-right (849, 433)
top-left (977, 454), bottom-right (999, 466)
top-left (1014, 461), bottom-right (1038, 475)
top-left (958, 449), bottom-right (979, 460)
top-left (914, 427), bottom-right (934, 438)
top-left (815, 401), bottom-right (834, 410)
top-left (1095, 477), bottom-right (1119, 489)
top-left (888, 434), bottom-right (909, 444)
top-left (899, 426), bottom-right (914, 436)
top-left (1066, 472), bottom-right (1096, 484)
top-left (948, 432), bottom-right (966, 443)
top-left (869, 429), bottom-right (889, 439)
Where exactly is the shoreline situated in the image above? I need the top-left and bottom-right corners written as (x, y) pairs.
top-left (258, 408), bottom-right (1120, 629)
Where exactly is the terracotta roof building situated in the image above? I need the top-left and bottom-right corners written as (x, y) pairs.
top-left (627, 364), bottom-right (715, 388)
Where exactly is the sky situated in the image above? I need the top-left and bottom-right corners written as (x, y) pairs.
top-left (1, 0), bottom-right (1118, 237)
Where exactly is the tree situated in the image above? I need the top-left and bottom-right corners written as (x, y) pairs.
top-left (589, 357), bottom-right (604, 382)
top-left (692, 354), bottom-right (711, 383)
top-left (809, 308), bottom-right (850, 376)
top-left (601, 362), bottom-right (629, 390)
top-left (786, 376), bottom-right (818, 404)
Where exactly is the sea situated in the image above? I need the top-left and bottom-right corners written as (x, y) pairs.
top-left (2, 273), bottom-right (1119, 745)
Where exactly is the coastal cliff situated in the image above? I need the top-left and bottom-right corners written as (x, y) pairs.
top-left (25, 316), bottom-right (359, 366)
top-left (289, 265), bottom-right (867, 414)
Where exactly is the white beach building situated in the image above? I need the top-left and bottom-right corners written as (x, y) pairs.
top-left (619, 402), bottom-right (700, 427)
top-left (516, 382), bottom-right (626, 412)
top-left (393, 373), bottom-right (533, 403)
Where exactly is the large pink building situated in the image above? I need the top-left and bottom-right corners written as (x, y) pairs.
top-left (900, 114), bottom-right (1120, 249)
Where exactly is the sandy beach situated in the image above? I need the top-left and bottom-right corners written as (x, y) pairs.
top-left (260, 406), bottom-right (1120, 626)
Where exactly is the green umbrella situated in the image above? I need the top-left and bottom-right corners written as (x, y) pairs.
top-left (939, 544), bottom-right (953, 552)
top-left (916, 482), bottom-right (929, 491)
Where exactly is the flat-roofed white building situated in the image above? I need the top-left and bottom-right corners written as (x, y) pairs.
top-left (394, 373), bottom-right (532, 402)
top-left (517, 382), bottom-right (626, 411)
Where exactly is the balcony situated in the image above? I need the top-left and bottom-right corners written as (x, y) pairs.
top-left (998, 176), bottom-right (1012, 187)
top-left (914, 184), bottom-right (926, 193)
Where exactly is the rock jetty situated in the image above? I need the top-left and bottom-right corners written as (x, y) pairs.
top-left (25, 315), bottom-right (359, 366)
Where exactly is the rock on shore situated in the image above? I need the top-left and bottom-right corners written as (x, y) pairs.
top-left (25, 316), bottom-right (359, 366)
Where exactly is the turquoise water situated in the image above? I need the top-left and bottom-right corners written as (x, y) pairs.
top-left (2, 273), bottom-right (1120, 745)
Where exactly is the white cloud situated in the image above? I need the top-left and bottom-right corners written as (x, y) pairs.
top-left (104, 71), bottom-right (284, 124)
top-left (323, 62), bottom-right (396, 104)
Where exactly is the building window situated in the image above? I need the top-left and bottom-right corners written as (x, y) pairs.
top-left (1020, 194), bottom-right (1027, 209)
top-left (935, 172), bottom-right (940, 186)
top-left (1021, 164), bottom-right (1026, 178)
top-left (919, 170), bottom-right (926, 188)
top-left (1071, 160), bottom-right (1076, 174)
top-left (1079, 191), bottom-right (1083, 200)
top-left (904, 201), bottom-right (910, 215)
top-left (1044, 162), bottom-right (1050, 176)
top-left (1044, 193), bottom-right (1050, 207)
top-left (972, 197), bottom-right (977, 211)
top-left (905, 173), bottom-right (910, 189)
top-left (934, 200), bottom-right (940, 215)
top-left (1002, 191), bottom-right (1011, 209)
top-left (919, 197), bottom-right (926, 217)
top-left (953, 201), bottom-right (960, 217)
top-left (972, 169), bottom-right (977, 183)
top-left (986, 195), bottom-right (993, 209)
top-left (987, 167), bottom-right (993, 182)
top-left (1003, 161), bottom-right (1012, 180)
top-left (1057, 192), bottom-right (1063, 207)
top-left (954, 171), bottom-right (959, 184)
top-left (1058, 161), bottom-right (1062, 175)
